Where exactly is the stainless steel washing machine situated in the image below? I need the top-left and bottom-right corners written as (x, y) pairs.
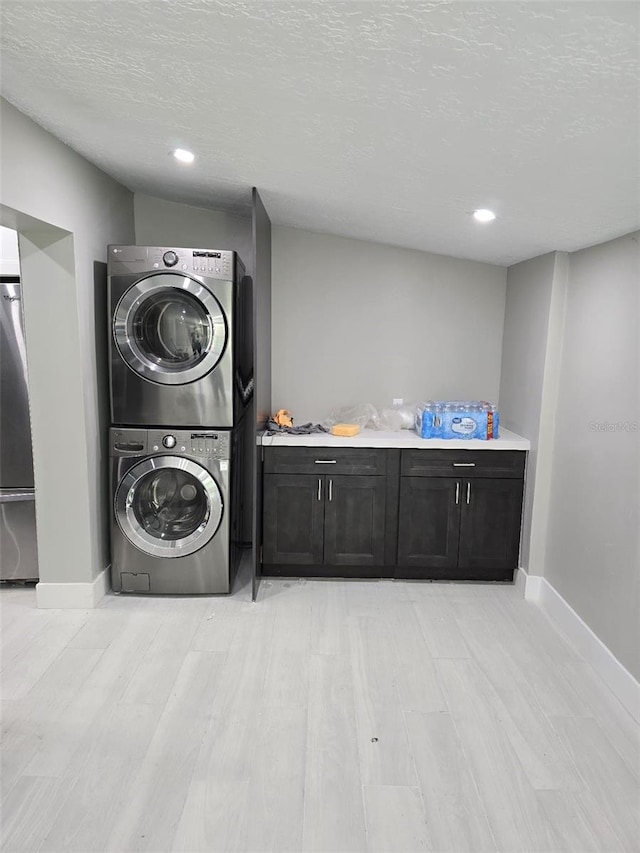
top-left (110, 427), bottom-right (240, 594)
top-left (108, 246), bottom-right (252, 428)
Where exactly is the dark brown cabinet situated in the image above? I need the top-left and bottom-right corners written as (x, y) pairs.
top-left (262, 448), bottom-right (399, 577)
top-left (261, 445), bottom-right (525, 582)
top-left (323, 475), bottom-right (387, 566)
top-left (262, 473), bottom-right (324, 566)
top-left (397, 475), bottom-right (524, 581)
top-left (397, 477), bottom-right (460, 571)
top-left (396, 448), bottom-right (525, 581)
top-left (457, 477), bottom-right (525, 574)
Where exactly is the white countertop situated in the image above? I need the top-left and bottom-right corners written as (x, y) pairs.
top-left (259, 427), bottom-right (530, 451)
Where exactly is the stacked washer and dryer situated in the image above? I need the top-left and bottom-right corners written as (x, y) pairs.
top-left (108, 246), bottom-right (252, 594)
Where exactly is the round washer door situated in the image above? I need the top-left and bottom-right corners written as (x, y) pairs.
top-left (113, 273), bottom-right (227, 385)
top-left (115, 456), bottom-right (223, 558)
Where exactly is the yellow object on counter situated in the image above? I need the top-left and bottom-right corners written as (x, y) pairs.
top-left (273, 409), bottom-right (293, 428)
top-left (330, 423), bottom-right (361, 437)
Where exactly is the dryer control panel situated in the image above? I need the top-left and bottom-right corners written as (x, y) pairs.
top-left (108, 245), bottom-right (235, 281)
top-left (147, 430), bottom-right (231, 460)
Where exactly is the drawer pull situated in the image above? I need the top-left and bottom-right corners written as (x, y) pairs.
top-left (317, 479), bottom-right (322, 501)
top-left (328, 479), bottom-right (333, 501)
top-left (453, 462), bottom-right (476, 467)
top-left (315, 460), bottom-right (337, 464)
top-left (467, 482), bottom-right (471, 504)
top-left (455, 482), bottom-right (460, 504)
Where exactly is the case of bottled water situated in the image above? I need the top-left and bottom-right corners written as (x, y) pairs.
top-left (415, 401), bottom-right (499, 440)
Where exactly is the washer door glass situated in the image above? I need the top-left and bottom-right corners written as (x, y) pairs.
top-left (113, 274), bottom-right (227, 385)
top-left (115, 457), bottom-right (223, 558)
top-left (133, 467), bottom-right (207, 540)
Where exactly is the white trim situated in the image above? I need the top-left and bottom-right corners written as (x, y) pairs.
top-left (514, 566), bottom-right (527, 596)
top-left (36, 566), bottom-right (110, 609)
top-left (515, 568), bottom-right (640, 723)
top-left (515, 567), bottom-right (544, 601)
top-left (525, 573), bottom-right (544, 602)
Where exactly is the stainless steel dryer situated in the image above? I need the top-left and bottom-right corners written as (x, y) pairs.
top-left (108, 246), bottom-right (252, 428)
top-left (110, 427), bottom-right (240, 594)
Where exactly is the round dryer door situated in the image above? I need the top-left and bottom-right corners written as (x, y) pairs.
top-left (113, 274), bottom-right (228, 385)
top-left (115, 456), bottom-right (224, 558)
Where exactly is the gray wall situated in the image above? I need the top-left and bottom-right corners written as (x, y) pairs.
top-left (499, 252), bottom-right (558, 572)
top-left (545, 232), bottom-right (640, 679)
top-left (0, 97), bottom-right (135, 586)
top-left (134, 194), bottom-right (252, 271)
top-left (272, 226), bottom-right (507, 423)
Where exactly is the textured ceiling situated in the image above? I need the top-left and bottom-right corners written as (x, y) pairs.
top-left (1, 0), bottom-right (638, 265)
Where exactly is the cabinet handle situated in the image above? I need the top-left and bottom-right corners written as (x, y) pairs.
top-left (466, 482), bottom-right (471, 504)
top-left (453, 462), bottom-right (476, 467)
top-left (455, 482), bottom-right (460, 504)
top-left (317, 479), bottom-right (322, 501)
top-left (329, 479), bottom-right (333, 501)
top-left (315, 460), bottom-right (337, 464)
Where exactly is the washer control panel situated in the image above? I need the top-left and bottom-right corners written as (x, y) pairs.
top-left (148, 430), bottom-right (231, 460)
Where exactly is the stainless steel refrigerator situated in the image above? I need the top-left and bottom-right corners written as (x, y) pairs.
top-left (0, 276), bottom-right (38, 580)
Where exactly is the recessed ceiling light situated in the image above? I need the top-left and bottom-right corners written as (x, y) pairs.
top-left (473, 209), bottom-right (496, 222)
top-left (173, 148), bottom-right (195, 164)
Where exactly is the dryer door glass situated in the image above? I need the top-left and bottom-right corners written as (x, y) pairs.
top-left (115, 456), bottom-right (224, 558)
top-left (134, 291), bottom-right (211, 370)
top-left (113, 274), bottom-right (228, 386)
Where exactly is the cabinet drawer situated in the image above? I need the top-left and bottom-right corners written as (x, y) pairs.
top-left (401, 449), bottom-right (526, 478)
top-left (264, 446), bottom-right (392, 476)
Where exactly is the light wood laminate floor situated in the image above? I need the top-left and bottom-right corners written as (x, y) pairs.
top-left (1, 559), bottom-right (639, 853)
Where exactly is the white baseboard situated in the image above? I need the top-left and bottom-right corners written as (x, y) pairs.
top-left (514, 566), bottom-right (543, 600)
top-left (36, 566), bottom-right (110, 609)
top-left (516, 568), bottom-right (640, 724)
top-left (525, 574), bottom-right (544, 601)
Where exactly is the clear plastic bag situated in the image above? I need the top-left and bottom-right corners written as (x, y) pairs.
top-left (371, 408), bottom-right (404, 431)
top-left (323, 403), bottom-right (379, 430)
top-left (393, 402), bottom-right (420, 429)
top-left (323, 403), bottom-right (406, 432)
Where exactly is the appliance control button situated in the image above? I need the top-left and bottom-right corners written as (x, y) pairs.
top-left (152, 444), bottom-right (159, 451)
top-left (162, 434), bottom-right (177, 448)
top-left (180, 446), bottom-right (186, 451)
top-left (162, 251), bottom-right (178, 267)
top-left (182, 264), bottom-right (188, 270)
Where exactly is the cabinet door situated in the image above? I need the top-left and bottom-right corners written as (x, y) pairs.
top-left (458, 478), bottom-right (524, 573)
top-left (262, 474), bottom-right (324, 565)
top-left (397, 477), bottom-right (460, 573)
top-left (323, 476), bottom-right (386, 566)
